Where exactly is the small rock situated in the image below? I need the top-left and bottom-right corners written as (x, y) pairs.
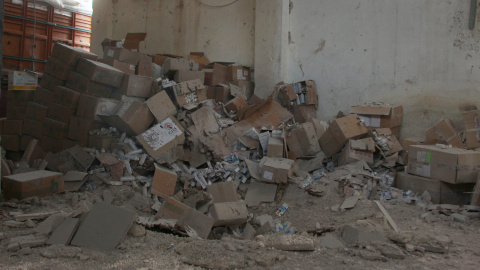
top-left (102, 190), bottom-right (114, 204)
top-left (40, 248), bottom-right (58, 259)
top-left (359, 250), bottom-right (387, 262)
top-left (255, 253), bottom-right (277, 267)
top-left (331, 205), bottom-right (340, 212)
top-left (5, 220), bottom-right (25, 228)
top-left (7, 242), bottom-right (20, 252)
top-left (58, 246), bottom-right (82, 258)
top-left (265, 234), bottom-right (315, 251)
top-left (405, 244), bottom-right (415, 252)
top-left (25, 219), bottom-right (35, 228)
top-left (222, 242), bottom-right (236, 251)
top-left (17, 247), bottom-right (33, 255)
top-left (77, 254), bottom-right (90, 261)
top-left (128, 224), bottom-right (146, 237)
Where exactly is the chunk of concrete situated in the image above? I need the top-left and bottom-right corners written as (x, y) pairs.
top-left (265, 234), bottom-right (315, 251)
top-left (46, 217), bottom-right (80, 245)
top-left (320, 234), bottom-right (345, 249)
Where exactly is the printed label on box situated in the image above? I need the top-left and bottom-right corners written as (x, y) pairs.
top-left (142, 118), bottom-right (183, 151)
top-left (237, 69), bottom-right (243, 80)
top-left (129, 65), bottom-right (136, 70)
top-left (417, 151), bottom-right (426, 162)
top-left (263, 171), bottom-right (273, 180)
top-left (415, 163), bottom-right (430, 177)
top-left (107, 50), bottom-right (114, 57)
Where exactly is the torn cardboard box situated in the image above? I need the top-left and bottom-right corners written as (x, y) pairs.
top-left (371, 128), bottom-right (403, 156)
top-left (103, 46), bottom-right (141, 65)
top-left (206, 181), bottom-right (238, 203)
top-left (146, 91), bottom-right (177, 122)
top-left (350, 104), bottom-right (403, 130)
top-left (338, 138), bottom-right (375, 166)
top-left (165, 79), bottom-right (206, 108)
top-left (100, 100), bottom-right (154, 136)
top-left (260, 157), bottom-right (294, 184)
top-left (424, 119), bottom-right (465, 149)
top-left (151, 164), bottom-right (178, 199)
top-left (462, 110), bottom-right (480, 149)
top-left (76, 95), bottom-right (120, 121)
top-left (76, 58), bottom-right (125, 88)
top-left (209, 201), bottom-right (249, 227)
top-left (319, 114), bottom-right (368, 157)
top-left (117, 74), bottom-right (154, 98)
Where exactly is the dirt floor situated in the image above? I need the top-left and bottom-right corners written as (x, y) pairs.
top-left (1, 174), bottom-right (480, 270)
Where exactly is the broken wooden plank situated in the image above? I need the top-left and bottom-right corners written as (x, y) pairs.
top-left (374, 200), bottom-right (399, 233)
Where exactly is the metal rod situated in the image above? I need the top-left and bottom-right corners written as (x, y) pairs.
top-left (2, 55), bottom-right (47, 63)
top-left (4, 13), bottom-right (91, 33)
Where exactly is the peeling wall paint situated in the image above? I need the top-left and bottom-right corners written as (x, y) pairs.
top-left (92, 0), bottom-right (255, 66)
top-left (287, 0), bottom-right (480, 137)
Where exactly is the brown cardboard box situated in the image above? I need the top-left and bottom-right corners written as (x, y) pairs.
top-left (99, 58), bottom-right (136, 75)
top-left (153, 54), bottom-right (182, 66)
top-left (21, 135), bottom-right (36, 151)
top-left (23, 119), bottom-right (43, 139)
top-left (187, 52), bottom-right (210, 65)
top-left (48, 103), bottom-right (76, 124)
top-left (145, 91), bottom-right (177, 122)
top-left (53, 86), bottom-right (81, 108)
top-left (39, 74), bottom-right (65, 90)
top-left (63, 138), bottom-right (87, 149)
top-left (206, 181), bottom-right (238, 203)
top-left (7, 89), bottom-right (35, 107)
top-left (167, 79), bottom-right (206, 107)
top-left (267, 137), bottom-right (284, 158)
top-left (66, 72), bottom-right (114, 98)
top-left (76, 58), bottom-right (125, 88)
top-left (395, 172), bottom-right (474, 205)
top-left (2, 170), bottom-right (64, 200)
top-left (291, 105), bottom-right (317, 123)
top-left (287, 122), bottom-right (321, 157)
top-left (42, 135), bottom-right (65, 152)
top-left (160, 198), bottom-right (213, 239)
top-left (338, 138), bottom-right (375, 166)
top-left (260, 157), bottom-right (295, 184)
top-left (43, 118), bottom-right (69, 140)
top-left (401, 137), bottom-right (425, 150)
top-left (311, 118), bottom-right (327, 139)
top-left (33, 87), bottom-right (54, 108)
top-left (174, 70), bottom-right (205, 83)
top-left (101, 38), bottom-right (123, 50)
top-left (225, 96), bottom-right (248, 113)
top-left (45, 56), bottom-right (72, 81)
top-left (51, 43), bottom-right (98, 67)
top-left (6, 105), bottom-right (26, 120)
top-left (117, 74), bottom-right (153, 98)
top-left (207, 85), bottom-right (231, 104)
top-left (209, 202), bottom-right (249, 226)
top-left (151, 164), bottom-right (178, 199)
top-left (76, 95), bottom-right (119, 121)
top-left (462, 110), bottom-right (480, 149)
top-left (424, 119), bottom-right (464, 148)
top-left (99, 100), bottom-right (154, 136)
top-left (350, 104), bottom-right (403, 129)
top-left (371, 128), bottom-right (403, 156)
top-left (319, 114), bottom-right (368, 157)
top-left (162, 58), bottom-right (194, 75)
top-left (123, 32), bottom-right (147, 52)
top-left (1, 135), bottom-right (20, 151)
top-left (88, 134), bottom-right (119, 150)
top-left (407, 144), bottom-right (480, 184)
top-left (103, 46), bottom-right (141, 65)
top-left (67, 116), bottom-right (104, 143)
top-left (4, 119), bottom-right (23, 135)
top-left (136, 117), bottom-right (185, 162)
top-left (227, 80), bottom-right (254, 100)
top-left (211, 63), bottom-right (228, 85)
top-left (226, 66), bottom-right (251, 81)
top-left (137, 54), bottom-right (152, 77)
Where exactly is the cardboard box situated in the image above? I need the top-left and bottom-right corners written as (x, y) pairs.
top-left (424, 119), bottom-right (464, 148)
top-left (319, 114), bottom-right (368, 157)
top-left (67, 116), bottom-right (104, 143)
top-left (137, 54), bottom-right (152, 77)
top-left (226, 66), bottom-right (251, 81)
top-left (401, 137), bottom-right (425, 151)
top-left (43, 118), bottom-right (69, 140)
top-left (51, 42), bottom-right (98, 67)
top-left (21, 135), bottom-right (36, 151)
top-left (207, 85), bottom-right (231, 104)
top-left (350, 104), bottom-right (403, 129)
top-left (2, 170), bottom-right (64, 200)
top-left (187, 52), bottom-right (210, 65)
top-left (101, 38), bottom-right (123, 50)
top-left (76, 95), bottom-right (119, 121)
top-left (117, 74), bottom-right (153, 98)
top-left (209, 202), bottom-right (249, 226)
top-left (227, 80), bottom-right (254, 100)
top-left (63, 138), bottom-right (87, 149)
top-left (225, 96), bottom-right (248, 113)
top-left (162, 58), bottom-right (194, 75)
top-left (48, 103), bottom-right (76, 124)
top-left (160, 198), bottom-right (213, 239)
top-left (291, 105), bottom-right (317, 123)
top-left (99, 100), bottom-right (154, 136)
top-left (53, 86), bottom-right (81, 108)
top-left (103, 46), bottom-right (141, 65)
top-left (338, 138), bottom-right (375, 166)
top-left (23, 119), bottom-right (43, 139)
top-left (8, 71), bottom-right (38, 90)
top-left (166, 79), bottom-right (206, 107)
top-left (1, 135), bottom-right (20, 151)
top-left (7, 90), bottom-right (35, 107)
top-left (88, 134), bottom-right (119, 150)
top-left (211, 63), bottom-right (228, 86)
top-left (6, 105), bottom-right (26, 120)
top-left (3, 119), bottom-right (23, 135)
top-left (462, 110), bottom-right (480, 149)
top-left (395, 172), bottom-right (474, 205)
top-left (371, 128), bottom-right (403, 156)
top-left (45, 56), bottom-right (72, 81)
top-left (206, 181), bottom-right (238, 203)
top-left (260, 157), bottom-right (295, 184)
top-left (25, 102), bottom-right (48, 122)
top-left (33, 87), bottom-right (54, 108)
top-left (122, 32), bottom-right (147, 52)
top-left (99, 58), bottom-right (136, 75)
top-left (39, 74), bottom-right (65, 90)
top-left (66, 72), bottom-right (114, 98)
top-left (151, 164), bottom-right (178, 198)
top-left (76, 58), bottom-right (125, 88)
top-left (136, 117), bottom-right (185, 162)
top-left (287, 122), bottom-right (321, 157)
top-left (145, 91), bottom-right (177, 122)
top-left (267, 137), bottom-right (284, 158)
top-left (42, 135), bottom-right (65, 153)
top-left (407, 144), bottom-right (480, 184)
top-left (174, 70), bottom-right (205, 83)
